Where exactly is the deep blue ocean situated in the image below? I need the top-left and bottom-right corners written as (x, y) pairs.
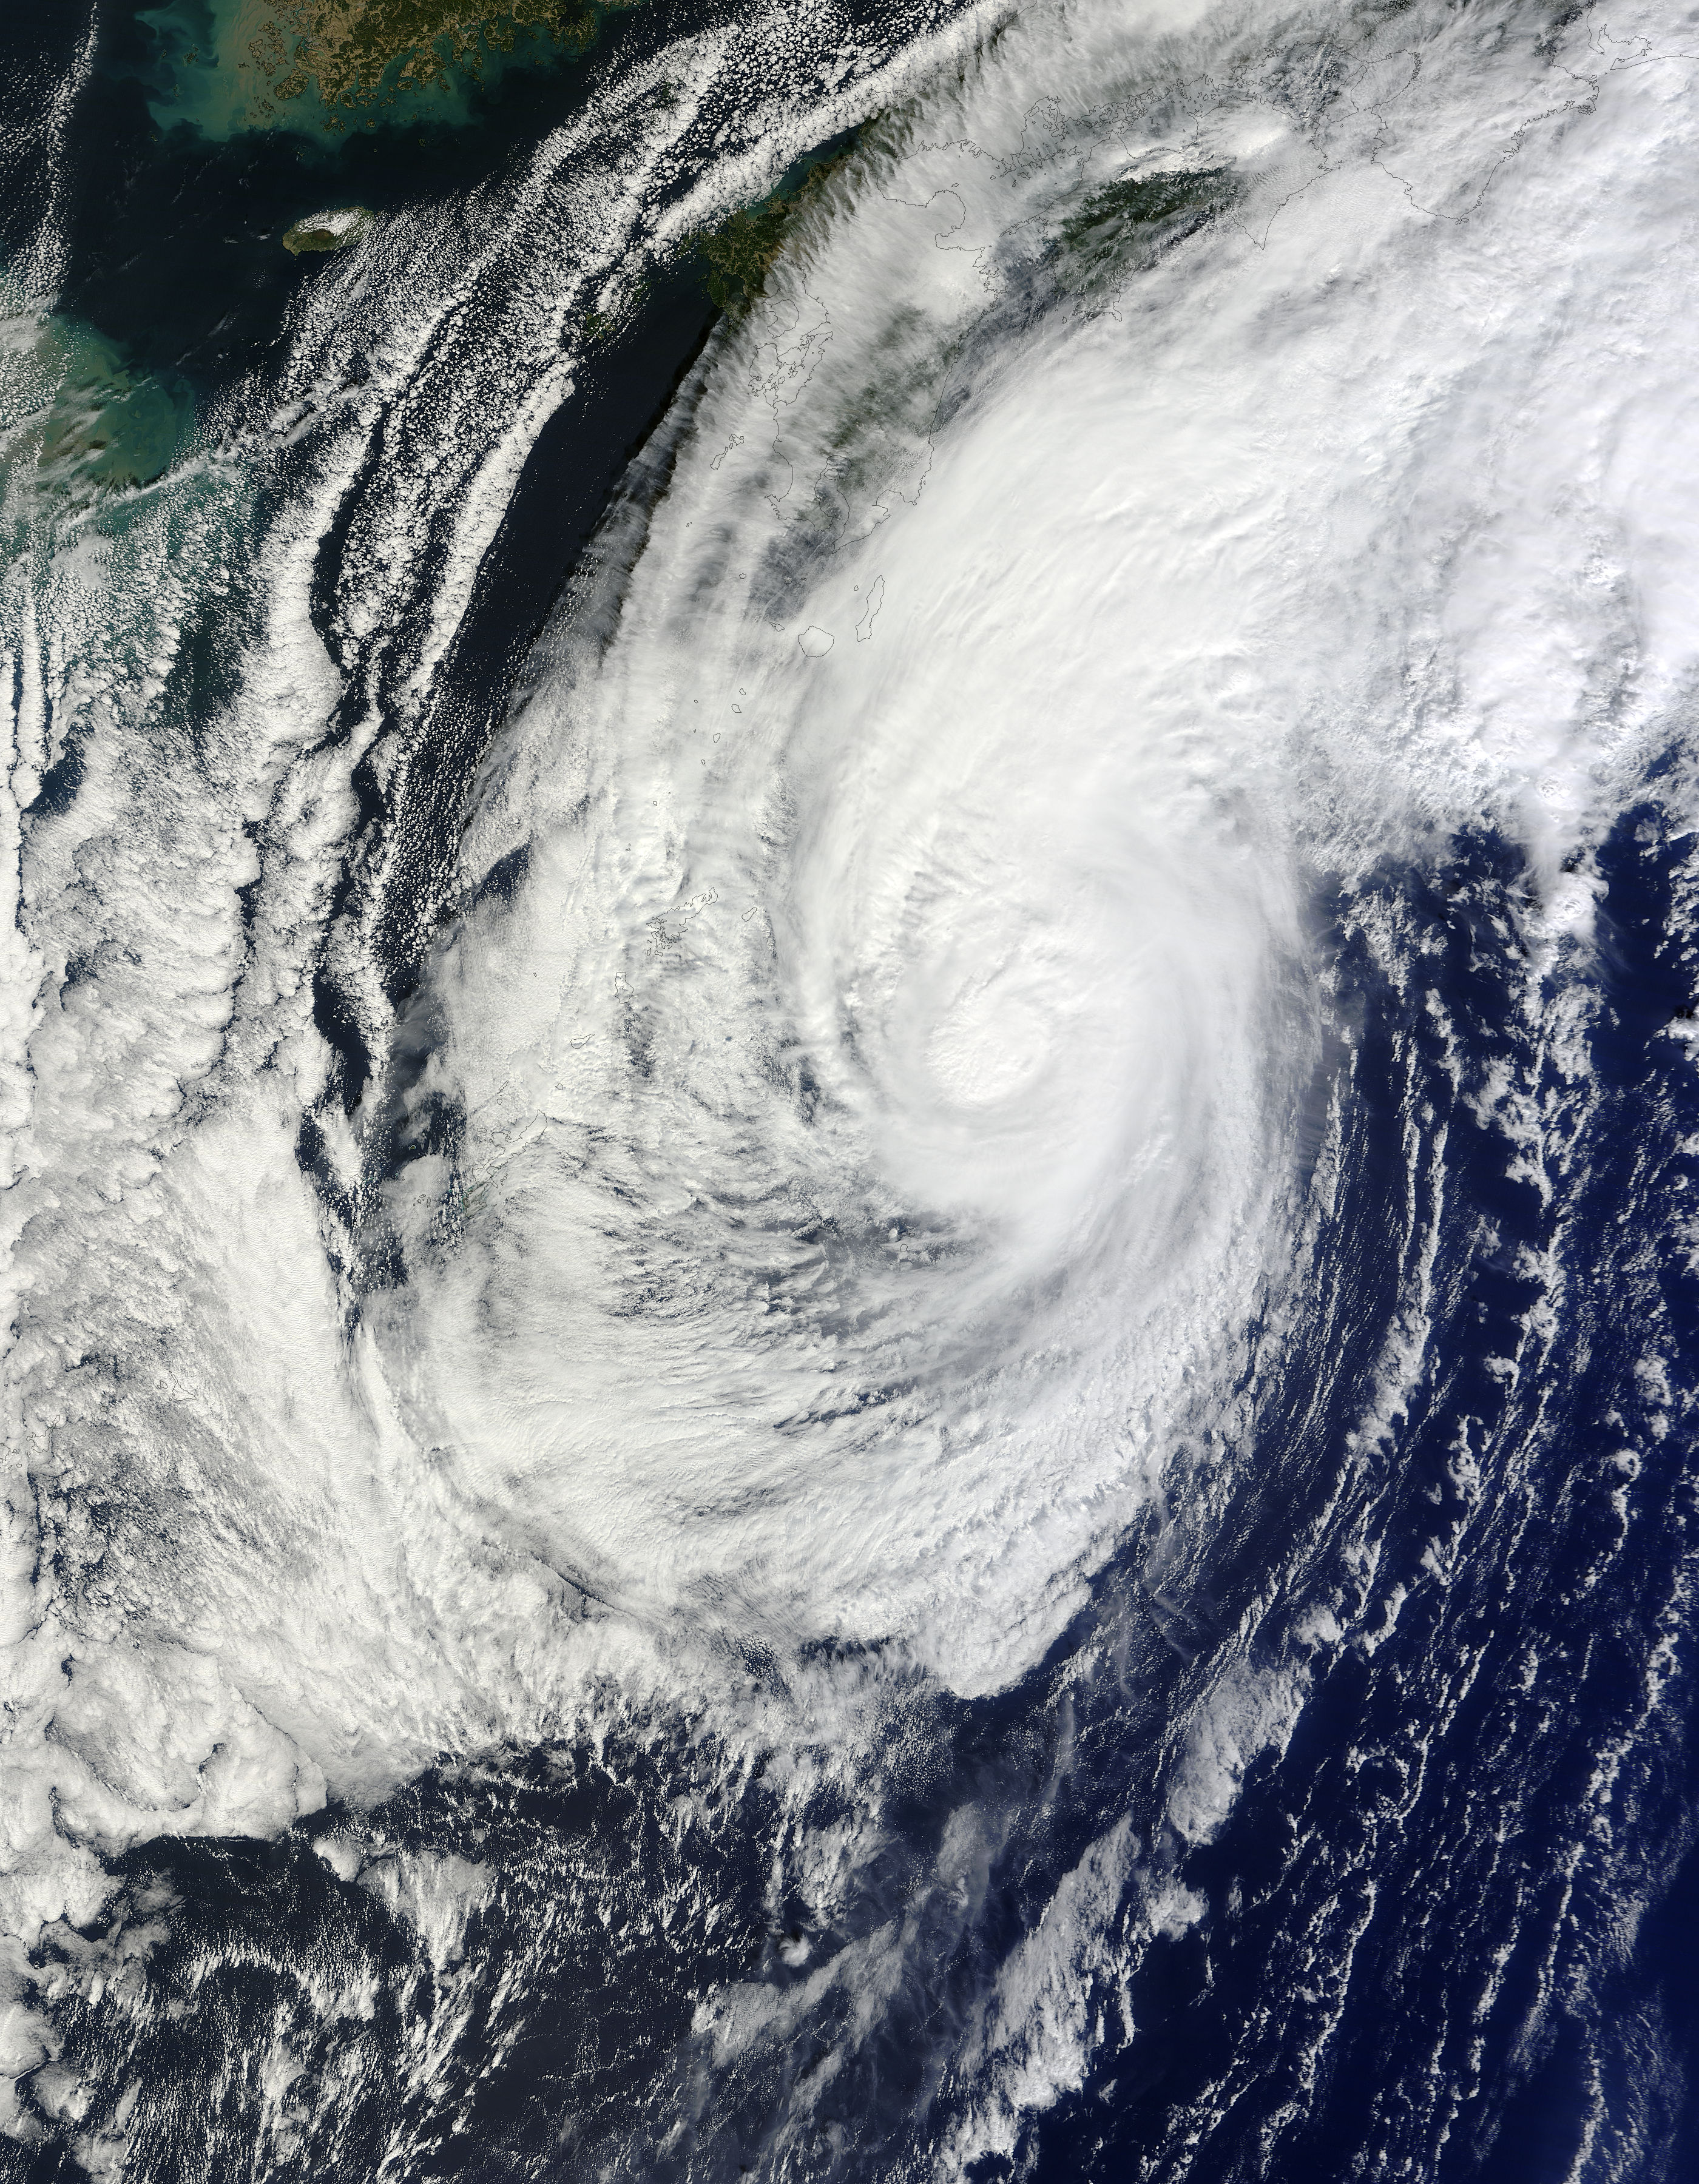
top-left (4, 1), bottom-right (1698, 2179)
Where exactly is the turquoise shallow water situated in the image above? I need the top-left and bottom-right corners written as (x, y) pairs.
top-left (8, 2), bottom-right (1699, 2180)
top-left (133, 0), bottom-right (627, 144)
top-left (61, 0), bottom-right (665, 385)
top-left (1, 0), bottom-right (726, 861)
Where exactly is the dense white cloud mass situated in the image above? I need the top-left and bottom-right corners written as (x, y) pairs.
top-left (5, 0), bottom-right (1699, 2163)
top-left (390, 245), bottom-right (1312, 1691)
top-left (387, 0), bottom-right (1699, 1687)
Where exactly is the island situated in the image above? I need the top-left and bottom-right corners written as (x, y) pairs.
top-left (282, 205), bottom-right (376, 252)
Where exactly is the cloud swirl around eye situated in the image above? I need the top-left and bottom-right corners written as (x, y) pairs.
top-left (388, 0), bottom-right (1699, 1708)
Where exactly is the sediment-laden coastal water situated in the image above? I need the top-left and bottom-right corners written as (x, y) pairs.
top-left (4, 2), bottom-right (1699, 2179)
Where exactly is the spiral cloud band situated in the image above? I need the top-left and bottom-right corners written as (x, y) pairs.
top-left (390, 0), bottom-right (1686, 1688)
top-left (5, 0), bottom-right (1699, 2171)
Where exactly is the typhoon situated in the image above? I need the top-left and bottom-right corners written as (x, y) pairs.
top-left (3, 0), bottom-right (1699, 2177)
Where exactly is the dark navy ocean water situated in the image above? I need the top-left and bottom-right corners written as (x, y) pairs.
top-left (14, 806), bottom-right (1699, 2183)
top-left (4, 1), bottom-right (1698, 2179)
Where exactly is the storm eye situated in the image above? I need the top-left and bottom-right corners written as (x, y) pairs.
top-left (14, 0), bottom-right (1687, 2173)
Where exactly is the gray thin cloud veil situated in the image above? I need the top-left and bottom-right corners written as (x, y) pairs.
top-left (6, 0), bottom-right (1699, 2172)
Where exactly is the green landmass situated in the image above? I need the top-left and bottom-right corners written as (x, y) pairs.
top-left (138, 0), bottom-right (643, 140)
top-left (694, 147), bottom-right (856, 317)
top-left (1059, 166), bottom-right (1238, 287)
top-left (282, 205), bottom-right (376, 251)
top-left (246, 0), bottom-right (628, 116)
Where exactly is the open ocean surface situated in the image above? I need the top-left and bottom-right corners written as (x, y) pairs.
top-left (4, 1), bottom-right (1699, 2179)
